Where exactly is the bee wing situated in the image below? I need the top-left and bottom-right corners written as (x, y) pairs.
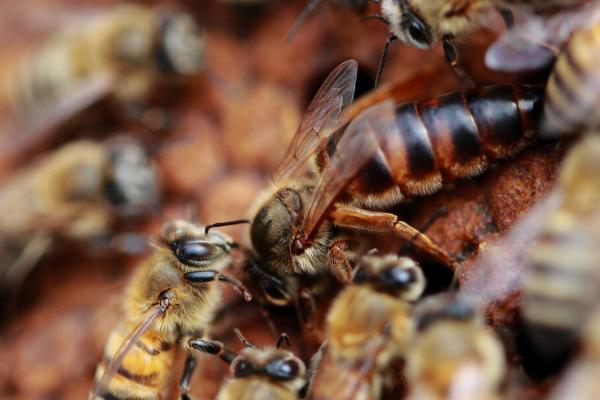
top-left (90, 299), bottom-right (168, 399)
top-left (273, 59), bottom-right (357, 182)
top-left (485, 3), bottom-right (600, 72)
top-left (310, 333), bottom-right (390, 400)
top-left (461, 189), bottom-right (563, 307)
top-left (301, 100), bottom-right (398, 239)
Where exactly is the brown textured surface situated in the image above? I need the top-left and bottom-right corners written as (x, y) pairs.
top-left (0, 1), bottom-right (568, 399)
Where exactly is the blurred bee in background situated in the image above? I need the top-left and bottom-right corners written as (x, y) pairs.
top-left (0, 4), bottom-right (205, 137)
top-left (461, 135), bottom-right (600, 375)
top-left (540, 17), bottom-right (600, 137)
top-left (91, 219), bottom-right (252, 400)
top-left (307, 252), bottom-right (425, 400)
top-left (247, 59), bottom-right (543, 310)
top-left (405, 294), bottom-right (506, 400)
top-left (189, 330), bottom-right (306, 400)
top-left (0, 136), bottom-right (160, 292)
top-left (520, 134), bottom-right (600, 368)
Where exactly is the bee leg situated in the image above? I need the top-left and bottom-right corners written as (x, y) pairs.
top-left (179, 353), bottom-right (197, 400)
top-left (442, 35), bottom-right (474, 88)
top-left (327, 239), bottom-right (353, 283)
top-left (330, 205), bottom-right (457, 270)
top-left (296, 287), bottom-right (317, 329)
top-left (188, 338), bottom-right (238, 364)
top-left (375, 35), bottom-right (398, 88)
top-left (185, 270), bottom-right (252, 301)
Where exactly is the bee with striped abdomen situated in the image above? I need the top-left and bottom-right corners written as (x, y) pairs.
top-left (91, 219), bottom-right (252, 400)
top-left (0, 136), bottom-right (159, 292)
top-left (1, 4), bottom-right (205, 134)
top-left (189, 330), bottom-right (306, 400)
top-left (247, 59), bottom-right (544, 309)
top-left (307, 252), bottom-right (425, 400)
top-left (520, 134), bottom-right (600, 366)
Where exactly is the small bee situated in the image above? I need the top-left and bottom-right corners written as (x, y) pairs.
top-left (405, 294), bottom-right (506, 400)
top-left (189, 330), bottom-right (306, 400)
top-left (307, 253), bottom-right (425, 400)
top-left (91, 219), bottom-right (252, 400)
top-left (2, 4), bottom-right (205, 131)
top-left (247, 59), bottom-right (543, 308)
top-left (0, 137), bottom-right (159, 290)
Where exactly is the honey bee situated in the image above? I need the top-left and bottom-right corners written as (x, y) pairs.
top-left (189, 330), bottom-right (307, 400)
top-left (520, 134), bottom-right (600, 365)
top-left (462, 134), bottom-right (600, 371)
top-left (247, 59), bottom-right (544, 307)
top-left (2, 4), bottom-right (205, 131)
top-left (306, 252), bottom-right (425, 400)
top-left (91, 219), bottom-right (252, 400)
top-left (0, 137), bottom-right (160, 291)
top-left (405, 293), bottom-right (506, 400)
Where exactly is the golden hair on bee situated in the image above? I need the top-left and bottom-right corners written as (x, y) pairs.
top-left (91, 219), bottom-right (251, 400)
top-left (189, 330), bottom-right (306, 400)
top-left (307, 252), bottom-right (425, 400)
top-left (406, 293), bottom-right (506, 400)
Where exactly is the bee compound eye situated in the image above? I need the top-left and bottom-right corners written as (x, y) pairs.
top-left (265, 358), bottom-right (300, 380)
top-left (233, 360), bottom-right (255, 378)
top-left (172, 240), bottom-right (220, 265)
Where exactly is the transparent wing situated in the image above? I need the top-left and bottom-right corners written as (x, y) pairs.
top-left (460, 189), bottom-right (563, 307)
top-left (90, 298), bottom-right (169, 399)
top-left (301, 100), bottom-right (398, 239)
top-left (273, 59), bottom-right (357, 182)
top-left (486, 3), bottom-right (600, 72)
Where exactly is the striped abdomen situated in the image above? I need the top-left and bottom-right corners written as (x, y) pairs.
top-left (542, 21), bottom-right (600, 136)
top-left (522, 214), bottom-right (600, 360)
top-left (322, 85), bottom-right (543, 207)
top-left (93, 322), bottom-right (175, 400)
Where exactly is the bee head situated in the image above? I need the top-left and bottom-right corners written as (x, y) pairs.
top-left (160, 220), bottom-right (234, 271)
top-left (399, 1), bottom-right (433, 49)
top-left (156, 11), bottom-right (205, 75)
top-left (232, 347), bottom-right (306, 390)
top-left (352, 253), bottom-right (425, 301)
top-left (105, 137), bottom-right (160, 215)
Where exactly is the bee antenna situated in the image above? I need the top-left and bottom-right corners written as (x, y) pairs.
top-left (361, 15), bottom-right (389, 25)
top-left (276, 333), bottom-right (291, 349)
top-left (285, 0), bottom-right (323, 43)
top-left (205, 219), bottom-right (251, 234)
top-left (234, 328), bottom-right (256, 348)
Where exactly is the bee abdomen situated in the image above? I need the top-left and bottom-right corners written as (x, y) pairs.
top-left (522, 233), bottom-right (599, 359)
top-left (93, 326), bottom-right (175, 399)
top-left (383, 85), bottom-right (543, 197)
top-left (543, 22), bottom-right (600, 136)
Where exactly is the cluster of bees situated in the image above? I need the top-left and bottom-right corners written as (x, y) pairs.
top-left (1, 0), bottom-right (600, 399)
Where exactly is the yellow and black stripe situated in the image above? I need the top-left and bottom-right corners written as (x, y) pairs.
top-left (93, 322), bottom-right (176, 400)
top-left (543, 22), bottom-right (600, 137)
